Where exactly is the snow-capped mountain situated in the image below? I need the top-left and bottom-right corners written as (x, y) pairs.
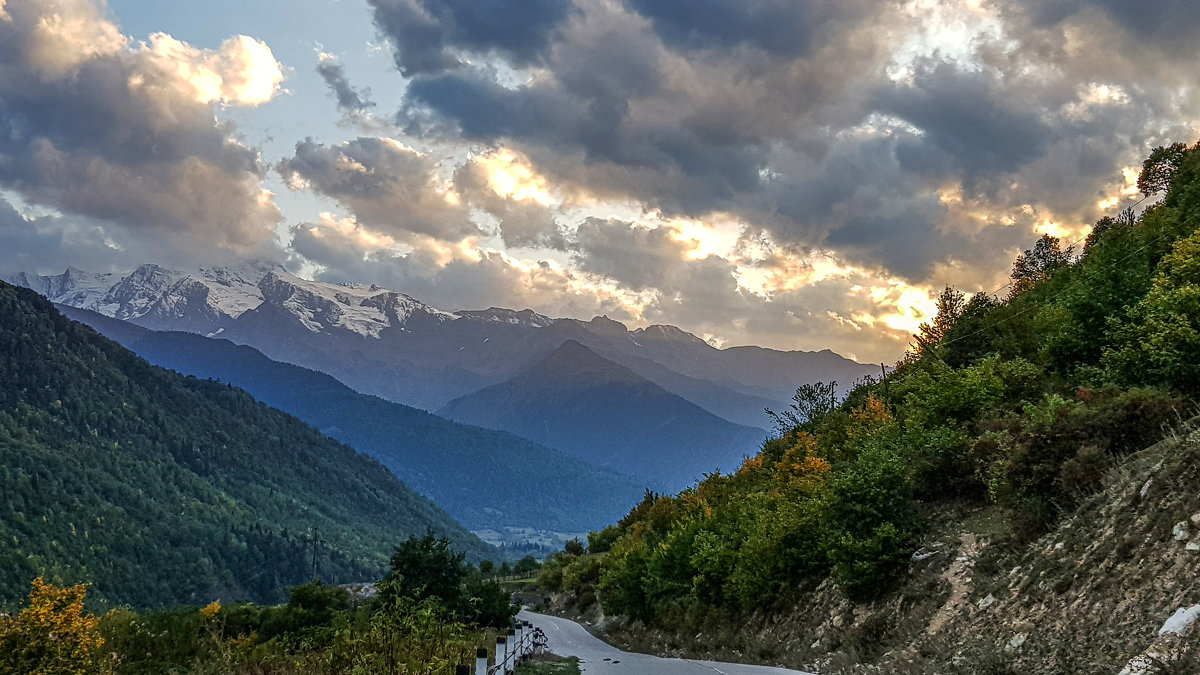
top-left (7, 262), bottom-right (462, 339)
top-left (9, 262), bottom-right (879, 426)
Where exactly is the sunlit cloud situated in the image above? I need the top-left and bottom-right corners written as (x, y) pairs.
top-left (475, 149), bottom-right (556, 207)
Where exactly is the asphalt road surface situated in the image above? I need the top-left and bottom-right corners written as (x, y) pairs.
top-left (517, 610), bottom-right (814, 675)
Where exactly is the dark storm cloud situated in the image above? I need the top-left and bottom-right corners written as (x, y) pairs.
top-left (384, 0), bottom-right (907, 259)
top-left (874, 61), bottom-right (1052, 178)
top-left (0, 0), bottom-right (281, 253)
top-left (1015, 0), bottom-right (1200, 46)
top-left (573, 218), bottom-right (690, 291)
top-left (366, 0), bottom-right (574, 76)
top-left (627, 0), bottom-right (854, 56)
top-left (316, 58), bottom-right (375, 113)
top-left (824, 199), bottom-right (964, 281)
top-left (278, 137), bottom-right (477, 239)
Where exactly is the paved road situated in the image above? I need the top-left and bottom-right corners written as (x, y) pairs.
top-left (517, 610), bottom-right (813, 675)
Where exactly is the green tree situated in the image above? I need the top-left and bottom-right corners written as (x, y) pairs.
top-left (1105, 230), bottom-right (1200, 391)
top-left (1010, 234), bottom-right (1073, 296)
top-left (383, 534), bottom-right (467, 608)
top-left (914, 286), bottom-right (966, 356)
top-left (1138, 142), bottom-right (1189, 197)
top-left (766, 381), bottom-right (838, 433)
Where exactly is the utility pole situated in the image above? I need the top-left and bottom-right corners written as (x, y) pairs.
top-left (311, 528), bottom-right (320, 580)
top-left (881, 363), bottom-right (889, 405)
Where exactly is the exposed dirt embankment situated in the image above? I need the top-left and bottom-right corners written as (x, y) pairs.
top-left (540, 422), bottom-right (1200, 674)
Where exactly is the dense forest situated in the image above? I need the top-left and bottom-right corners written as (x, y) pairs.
top-left (0, 283), bottom-right (490, 609)
top-left (541, 141), bottom-right (1200, 628)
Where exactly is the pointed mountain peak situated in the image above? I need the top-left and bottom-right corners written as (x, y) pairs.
top-left (584, 314), bottom-right (629, 336)
top-left (525, 339), bottom-right (644, 385)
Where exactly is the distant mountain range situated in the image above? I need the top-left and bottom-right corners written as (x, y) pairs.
top-left (56, 305), bottom-right (649, 534)
top-left (440, 340), bottom-right (766, 488)
top-left (8, 264), bottom-right (879, 427)
top-left (0, 281), bottom-right (490, 608)
top-left (10, 263), bottom-right (878, 499)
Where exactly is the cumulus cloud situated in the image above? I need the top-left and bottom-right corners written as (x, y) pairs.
top-left (0, 0), bottom-right (283, 254)
top-left (138, 32), bottom-right (284, 106)
top-left (289, 212), bottom-right (635, 319)
top-left (453, 154), bottom-right (566, 250)
top-left (277, 136), bottom-right (477, 239)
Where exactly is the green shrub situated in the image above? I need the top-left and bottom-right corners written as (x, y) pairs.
top-left (823, 447), bottom-right (918, 600)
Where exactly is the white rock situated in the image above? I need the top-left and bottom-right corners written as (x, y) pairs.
top-left (977, 594), bottom-right (996, 610)
top-left (1159, 605), bottom-right (1200, 637)
top-left (1192, 512), bottom-right (1200, 528)
top-left (1173, 522), bottom-right (1190, 541)
top-left (1188, 541), bottom-right (1200, 552)
top-left (1140, 479), bottom-right (1153, 499)
top-left (1006, 633), bottom-right (1027, 650)
top-left (911, 548), bottom-right (938, 562)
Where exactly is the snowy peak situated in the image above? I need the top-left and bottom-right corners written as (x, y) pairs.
top-left (454, 307), bottom-right (555, 328)
top-left (257, 269), bottom-right (451, 337)
top-left (6, 267), bottom-right (120, 311)
top-left (102, 264), bottom-right (185, 320)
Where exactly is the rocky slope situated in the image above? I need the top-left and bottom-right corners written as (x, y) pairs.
top-left (552, 419), bottom-right (1200, 674)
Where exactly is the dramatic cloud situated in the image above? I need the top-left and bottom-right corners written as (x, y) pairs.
top-left (366, 0), bottom-right (573, 75)
top-left (278, 137), bottom-right (477, 239)
top-left (453, 156), bottom-right (566, 249)
top-left (0, 0), bottom-right (282, 254)
top-left (369, 0), bottom-right (1199, 294)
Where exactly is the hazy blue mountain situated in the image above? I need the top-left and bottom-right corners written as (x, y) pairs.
top-left (57, 305), bottom-right (650, 535)
top-left (439, 340), bottom-right (767, 490)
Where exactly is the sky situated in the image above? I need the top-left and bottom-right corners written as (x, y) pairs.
top-left (2, 0), bottom-right (1199, 363)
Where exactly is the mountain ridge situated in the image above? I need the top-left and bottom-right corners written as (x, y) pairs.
top-left (438, 340), bottom-right (767, 490)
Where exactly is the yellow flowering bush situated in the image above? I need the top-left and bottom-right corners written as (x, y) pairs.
top-left (0, 577), bottom-right (114, 675)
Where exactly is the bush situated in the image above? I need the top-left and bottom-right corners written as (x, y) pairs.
top-left (0, 578), bottom-right (112, 675)
top-left (823, 447), bottom-right (919, 601)
top-left (587, 526), bottom-right (621, 554)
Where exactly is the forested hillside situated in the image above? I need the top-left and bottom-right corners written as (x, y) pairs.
top-left (547, 142), bottom-right (1200, 657)
top-left (0, 283), bottom-right (489, 609)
